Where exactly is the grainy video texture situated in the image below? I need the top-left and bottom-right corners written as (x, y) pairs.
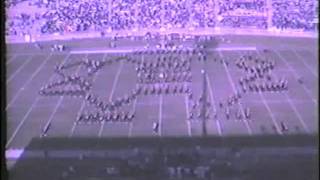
top-left (5, 0), bottom-right (318, 179)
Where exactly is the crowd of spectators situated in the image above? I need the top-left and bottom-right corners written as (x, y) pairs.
top-left (217, 0), bottom-right (268, 29)
top-left (163, 0), bottom-right (189, 28)
top-left (5, 13), bottom-right (34, 36)
top-left (220, 15), bottom-right (268, 29)
top-left (40, 0), bottom-right (110, 34)
top-left (218, 0), bottom-right (266, 15)
top-left (5, 0), bottom-right (318, 38)
top-left (137, 0), bottom-right (162, 28)
top-left (190, 0), bottom-right (216, 28)
top-left (111, 0), bottom-right (136, 30)
top-left (271, 0), bottom-right (316, 31)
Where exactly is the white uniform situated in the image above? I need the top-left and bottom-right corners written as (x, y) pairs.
top-left (153, 122), bottom-right (159, 133)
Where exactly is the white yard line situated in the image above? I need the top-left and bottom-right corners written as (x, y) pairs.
top-left (159, 95), bottom-right (163, 137)
top-left (180, 53), bottom-right (192, 137)
top-left (98, 61), bottom-right (124, 137)
top-left (69, 54), bottom-right (103, 137)
top-left (237, 51), bottom-right (282, 135)
top-left (292, 49), bottom-right (318, 78)
top-left (274, 50), bottom-right (317, 105)
top-left (284, 93), bottom-right (310, 133)
top-left (218, 51), bottom-right (253, 135)
top-left (42, 54), bottom-right (85, 136)
top-left (256, 51), bottom-right (310, 134)
top-left (258, 91), bottom-right (283, 134)
top-left (6, 55), bottom-right (17, 65)
top-left (128, 96), bottom-right (138, 137)
top-left (108, 61), bottom-right (124, 102)
top-left (206, 75), bottom-right (222, 136)
top-left (6, 53), bottom-right (53, 110)
top-left (184, 95), bottom-right (192, 137)
top-left (6, 98), bottom-right (39, 148)
top-left (6, 54), bottom-right (71, 148)
top-left (43, 96), bottom-right (64, 135)
top-left (69, 101), bottom-right (85, 137)
top-left (7, 55), bottom-right (33, 83)
top-left (128, 54), bottom-right (145, 137)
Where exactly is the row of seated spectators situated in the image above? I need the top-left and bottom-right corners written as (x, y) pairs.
top-left (218, 0), bottom-right (266, 15)
top-left (218, 0), bottom-right (267, 29)
top-left (5, 0), bottom-right (317, 37)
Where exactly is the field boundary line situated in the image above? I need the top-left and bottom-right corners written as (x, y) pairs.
top-left (98, 60), bottom-right (124, 137)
